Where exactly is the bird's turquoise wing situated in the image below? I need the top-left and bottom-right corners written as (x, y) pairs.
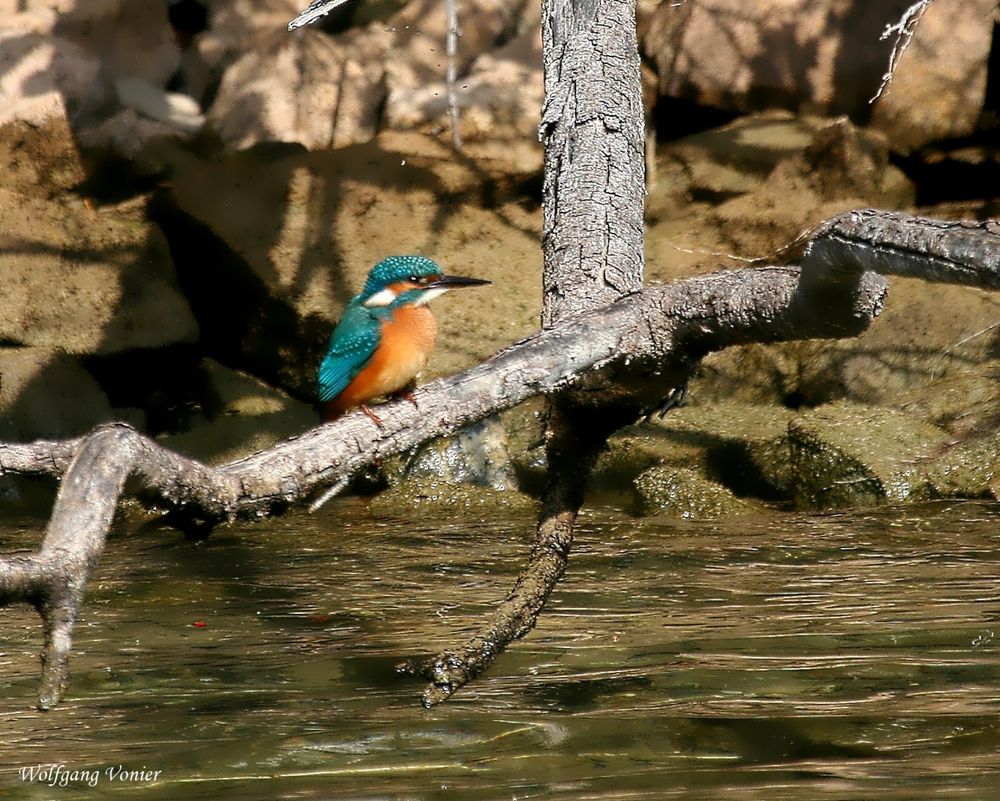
top-left (316, 306), bottom-right (381, 403)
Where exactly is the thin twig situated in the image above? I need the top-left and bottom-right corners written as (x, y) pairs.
top-left (287, 0), bottom-right (356, 31)
top-left (308, 475), bottom-right (351, 512)
top-left (870, 0), bottom-right (935, 102)
top-left (445, 0), bottom-right (463, 149)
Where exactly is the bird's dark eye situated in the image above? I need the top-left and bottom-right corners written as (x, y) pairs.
top-left (408, 274), bottom-right (430, 285)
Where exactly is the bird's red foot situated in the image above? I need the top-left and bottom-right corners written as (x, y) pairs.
top-left (401, 389), bottom-right (418, 408)
top-left (360, 404), bottom-right (384, 428)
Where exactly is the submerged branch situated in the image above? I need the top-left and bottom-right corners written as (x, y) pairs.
top-left (399, 401), bottom-right (627, 705)
top-left (1, 209), bottom-right (998, 707)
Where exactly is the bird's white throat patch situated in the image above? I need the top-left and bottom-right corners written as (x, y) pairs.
top-left (363, 287), bottom-right (397, 307)
top-left (413, 287), bottom-right (448, 306)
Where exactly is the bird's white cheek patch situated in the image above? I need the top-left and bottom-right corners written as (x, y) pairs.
top-left (414, 287), bottom-right (449, 306)
top-left (363, 287), bottom-right (397, 307)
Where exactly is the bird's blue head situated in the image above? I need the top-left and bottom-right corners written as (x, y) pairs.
top-left (359, 255), bottom-right (490, 308)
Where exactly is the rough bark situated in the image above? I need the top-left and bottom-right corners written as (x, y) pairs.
top-left (539, 0), bottom-right (645, 326)
top-left (808, 210), bottom-right (1000, 288)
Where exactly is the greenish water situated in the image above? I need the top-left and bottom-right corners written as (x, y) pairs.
top-left (1, 499), bottom-right (998, 800)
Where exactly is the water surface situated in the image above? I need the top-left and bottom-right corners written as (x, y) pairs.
top-left (1, 499), bottom-right (998, 800)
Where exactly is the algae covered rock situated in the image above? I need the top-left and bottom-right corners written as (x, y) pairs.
top-left (586, 402), bottom-right (793, 508)
top-left (894, 365), bottom-right (1000, 435)
top-left (371, 416), bottom-right (533, 514)
top-left (386, 417), bottom-right (518, 491)
top-left (784, 401), bottom-right (950, 509)
top-left (634, 465), bottom-right (760, 519)
top-left (592, 430), bottom-right (694, 496)
top-left (589, 402), bottom-right (791, 515)
top-left (646, 402), bottom-right (794, 497)
top-left (923, 430), bottom-right (1000, 501)
top-left (602, 398), bottom-right (1000, 513)
top-left (503, 398), bottom-right (548, 493)
top-left (369, 477), bottom-right (536, 516)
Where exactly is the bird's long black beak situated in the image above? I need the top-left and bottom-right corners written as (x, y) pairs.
top-left (427, 274), bottom-right (491, 289)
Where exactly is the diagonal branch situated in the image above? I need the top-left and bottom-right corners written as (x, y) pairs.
top-left (287, 0), bottom-right (355, 30)
top-left (0, 264), bottom-right (884, 517)
top-left (398, 398), bottom-right (634, 706)
top-left (870, 0), bottom-right (936, 102)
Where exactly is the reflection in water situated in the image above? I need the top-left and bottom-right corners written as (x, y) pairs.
top-left (1, 500), bottom-right (998, 799)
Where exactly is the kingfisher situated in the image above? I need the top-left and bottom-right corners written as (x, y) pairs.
top-left (317, 255), bottom-right (490, 423)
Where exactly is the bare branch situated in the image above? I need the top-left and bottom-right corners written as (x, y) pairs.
top-left (416, 0), bottom-right (652, 706)
top-left (287, 0), bottom-right (356, 31)
top-left (870, 0), bottom-right (935, 102)
top-left (398, 399), bottom-right (629, 705)
top-left (806, 210), bottom-right (1000, 287)
top-left (445, 0), bottom-right (462, 149)
top-left (3, 209), bottom-right (1000, 707)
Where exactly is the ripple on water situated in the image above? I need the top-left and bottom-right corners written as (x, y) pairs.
top-left (0, 500), bottom-right (998, 800)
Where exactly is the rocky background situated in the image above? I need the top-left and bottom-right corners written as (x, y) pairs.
top-left (2, 0), bottom-right (999, 517)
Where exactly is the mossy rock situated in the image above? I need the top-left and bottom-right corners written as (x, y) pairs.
top-left (368, 478), bottom-right (536, 516)
top-left (588, 402), bottom-right (795, 504)
top-left (593, 430), bottom-right (701, 495)
top-left (372, 412), bottom-right (535, 513)
top-left (634, 465), bottom-right (761, 519)
top-left (503, 398), bottom-right (549, 495)
top-left (649, 402), bottom-right (795, 497)
top-left (923, 429), bottom-right (1000, 500)
top-left (784, 401), bottom-right (951, 509)
top-left (382, 416), bottom-right (517, 490)
top-left (894, 365), bottom-right (1000, 434)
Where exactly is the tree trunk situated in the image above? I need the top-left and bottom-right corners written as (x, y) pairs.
top-left (401, 0), bottom-right (648, 704)
top-left (540, 0), bottom-right (646, 325)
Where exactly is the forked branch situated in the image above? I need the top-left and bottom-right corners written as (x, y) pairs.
top-left (1, 210), bottom-right (999, 708)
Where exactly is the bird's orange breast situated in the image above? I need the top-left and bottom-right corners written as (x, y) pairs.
top-left (325, 305), bottom-right (438, 416)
